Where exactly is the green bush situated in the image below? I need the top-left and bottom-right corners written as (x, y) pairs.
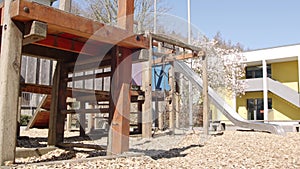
top-left (20, 115), bottom-right (31, 126)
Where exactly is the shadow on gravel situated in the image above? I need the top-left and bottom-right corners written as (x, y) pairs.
top-left (131, 144), bottom-right (202, 160)
top-left (14, 149), bottom-right (106, 165)
top-left (17, 136), bottom-right (48, 148)
top-left (17, 133), bottom-right (107, 148)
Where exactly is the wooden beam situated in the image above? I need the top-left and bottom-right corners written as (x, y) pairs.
top-left (48, 62), bottom-right (68, 145)
top-left (0, 0), bottom-right (23, 164)
top-left (153, 53), bottom-right (194, 65)
top-left (21, 83), bottom-right (110, 98)
top-left (68, 59), bottom-right (112, 73)
top-left (66, 50), bottom-right (112, 67)
top-left (151, 33), bottom-right (202, 52)
top-left (34, 35), bottom-right (101, 56)
top-left (10, 0), bottom-right (148, 49)
top-left (61, 108), bottom-right (110, 115)
top-left (66, 71), bottom-right (111, 82)
top-left (107, 46), bottom-right (132, 155)
top-left (22, 44), bottom-right (78, 61)
top-left (117, 0), bottom-right (134, 32)
top-left (21, 83), bottom-right (142, 103)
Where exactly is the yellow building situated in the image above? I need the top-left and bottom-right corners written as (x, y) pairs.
top-left (234, 44), bottom-right (300, 123)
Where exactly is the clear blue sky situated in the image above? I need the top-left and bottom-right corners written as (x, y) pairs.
top-left (164, 0), bottom-right (300, 50)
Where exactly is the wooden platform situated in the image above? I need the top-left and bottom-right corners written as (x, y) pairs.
top-left (9, 0), bottom-right (148, 49)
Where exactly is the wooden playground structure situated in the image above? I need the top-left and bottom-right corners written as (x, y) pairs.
top-left (0, 0), bottom-right (207, 165)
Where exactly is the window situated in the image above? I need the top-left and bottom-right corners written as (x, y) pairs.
top-left (247, 98), bottom-right (272, 120)
top-left (246, 65), bottom-right (271, 79)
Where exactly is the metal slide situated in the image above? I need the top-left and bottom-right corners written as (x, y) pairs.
top-left (174, 60), bottom-right (286, 135)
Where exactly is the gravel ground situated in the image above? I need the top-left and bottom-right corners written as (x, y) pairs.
top-left (6, 129), bottom-right (300, 168)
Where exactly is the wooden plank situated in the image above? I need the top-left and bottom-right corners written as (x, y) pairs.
top-left (107, 46), bottom-right (132, 155)
top-left (10, 0), bottom-right (148, 49)
top-left (30, 111), bottom-right (50, 128)
top-left (0, 0), bottom-right (23, 164)
top-left (26, 95), bottom-right (49, 129)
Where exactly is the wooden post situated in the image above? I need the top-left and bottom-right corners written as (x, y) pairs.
top-left (87, 104), bottom-right (95, 133)
top-left (157, 42), bottom-right (163, 131)
top-left (202, 55), bottom-right (209, 135)
top-left (107, 46), bottom-right (132, 155)
top-left (169, 61), bottom-right (175, 133)
top-left (175, 93), bottom-right (180, 128)
top-left (142, 35), bottom-right (153, 138)
top-left (117, 0), bottom-right (134, 32)
top-left (48, 62), bottom-right (68, 145)
top-left (59, 0), bottom-right (72, 132)
top-left (79, 101), bottom-right (86, 137)
top-left (157, 100), bottom-right (163, 130)
top-left (59, 0), bottom-right (72, 12)
top-left (0, 0), bottom-right (23, 164)
top-left (137, 101), bottom-right (143, 133)
top-left (106, 0), bottom-right (134, 155)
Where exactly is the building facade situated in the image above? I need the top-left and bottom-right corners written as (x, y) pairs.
top-left (234, 44), bottom-right (300, 122)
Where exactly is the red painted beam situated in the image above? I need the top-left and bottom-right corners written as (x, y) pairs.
top-left (35, 35), bottom-right (103, 56)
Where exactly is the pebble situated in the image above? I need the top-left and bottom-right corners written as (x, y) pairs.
top-left (7, 130), bottom-right (300, 168)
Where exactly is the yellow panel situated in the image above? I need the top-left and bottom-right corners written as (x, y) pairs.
top-left (271, 61), bottom-right (299, 92)
top-left (236, 92), bottom-right (300, 120)
top-left (269, 93), bottom-right (300, 120)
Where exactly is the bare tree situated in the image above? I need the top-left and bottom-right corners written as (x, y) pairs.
top-left (81, 0), bottom-right (169, 32)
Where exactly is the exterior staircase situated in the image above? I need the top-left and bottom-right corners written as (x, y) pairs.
top-left (245, 78), bottom-right (300, 108)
